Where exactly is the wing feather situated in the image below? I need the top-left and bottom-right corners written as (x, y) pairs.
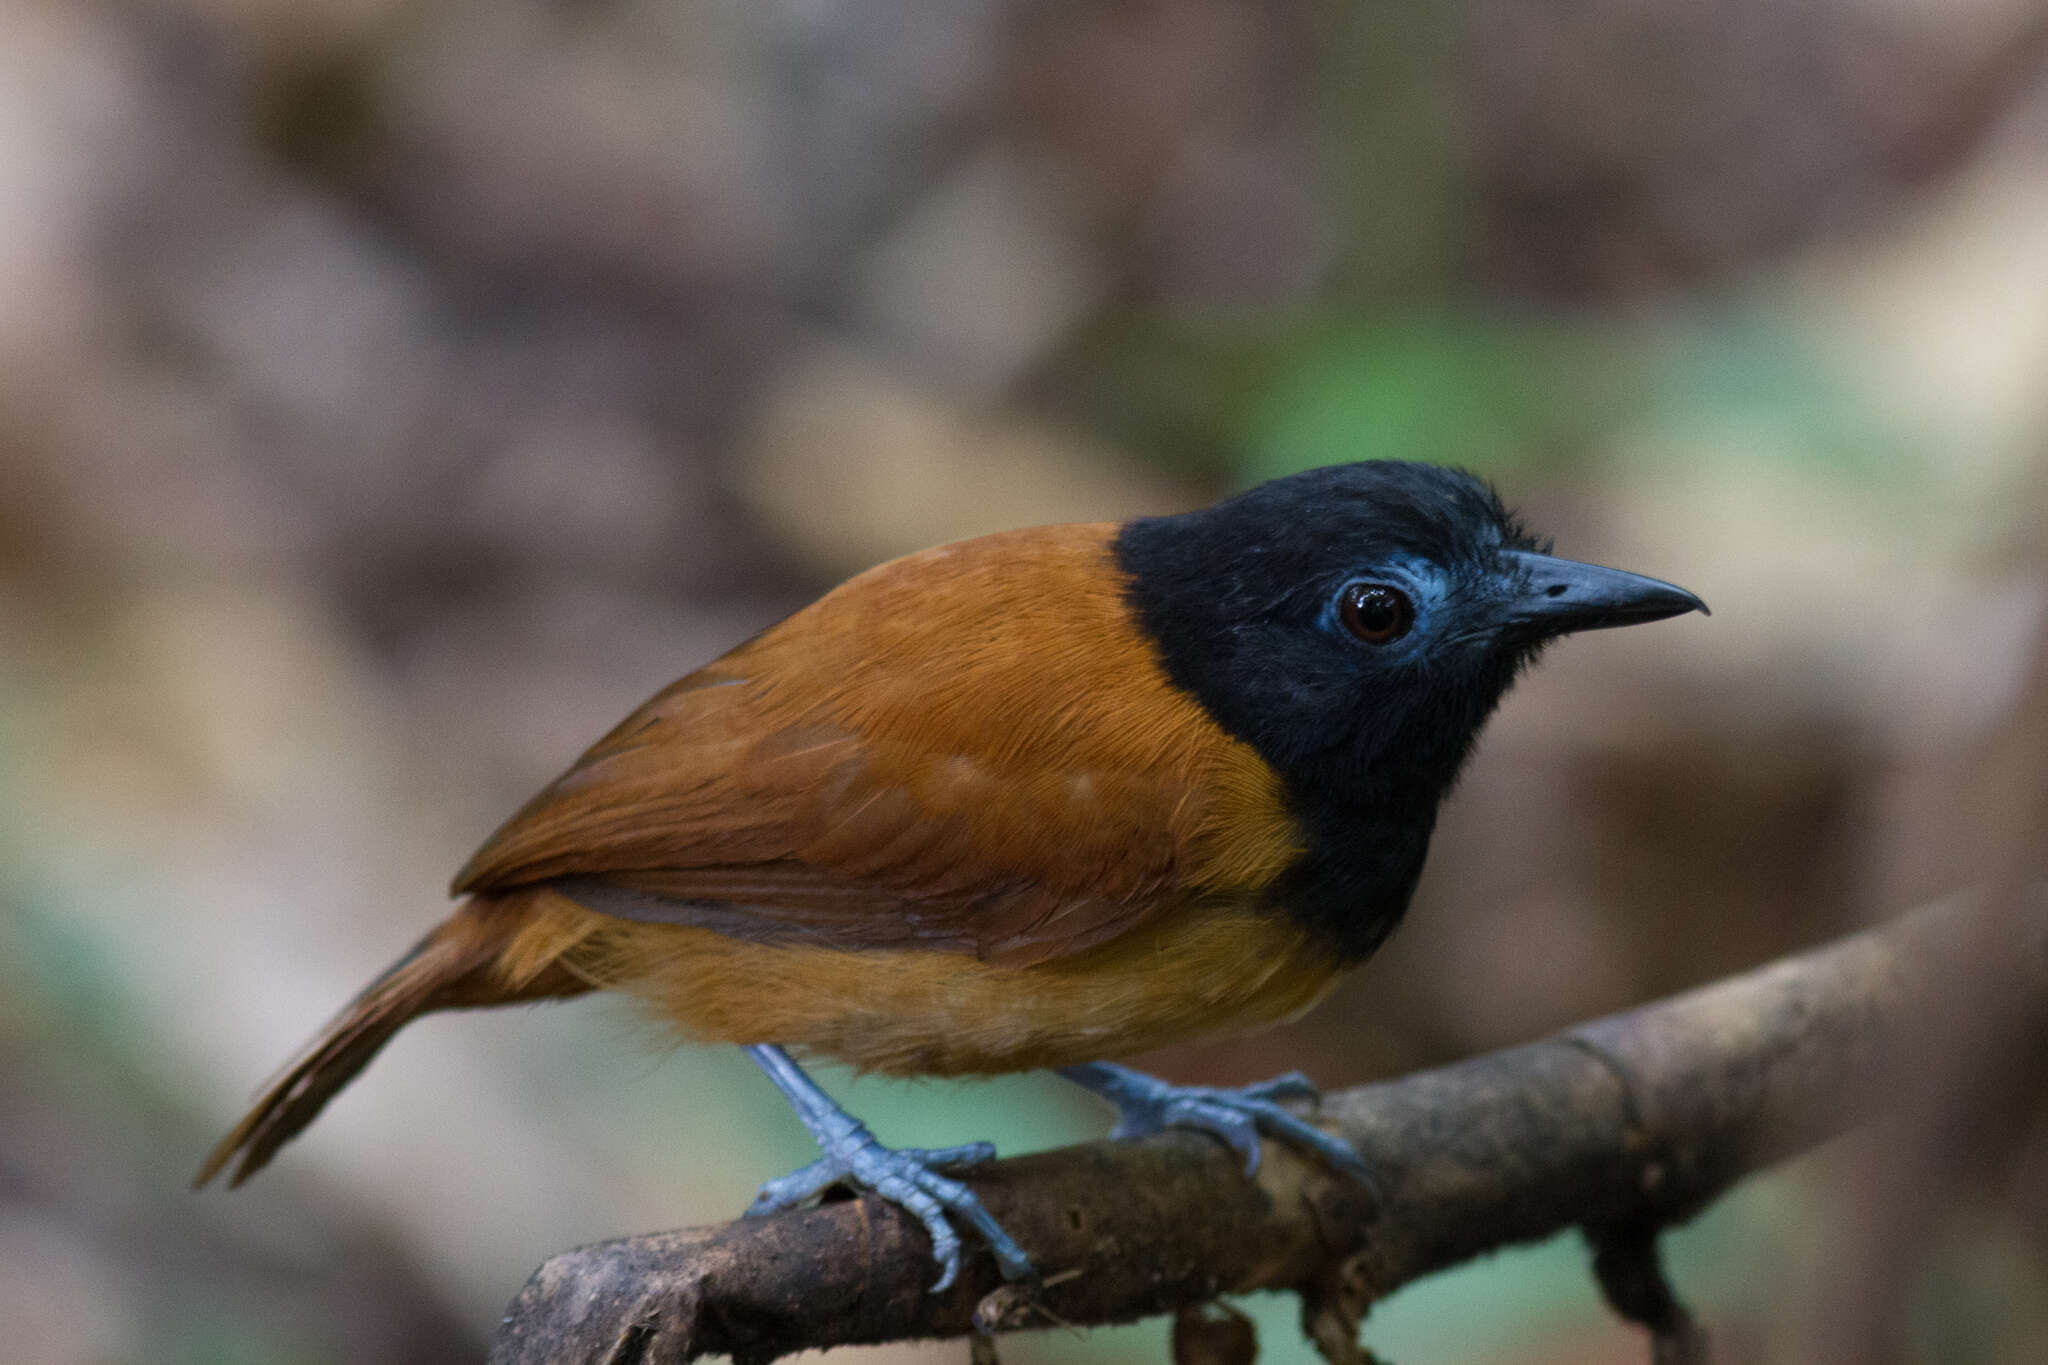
top-left (453, 524), bottom-right (1301, 965)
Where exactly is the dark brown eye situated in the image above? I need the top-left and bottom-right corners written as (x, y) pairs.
top-left (1339, 583), bottom-right (1414, 644)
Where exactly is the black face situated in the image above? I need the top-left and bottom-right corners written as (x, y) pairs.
top-left (1115, 460), bottom-right (1704, 958)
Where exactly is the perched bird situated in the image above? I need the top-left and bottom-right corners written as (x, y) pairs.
top-left (197, 460), bottom-right (1704, 1289)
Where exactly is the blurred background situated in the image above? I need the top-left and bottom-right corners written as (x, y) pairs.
top-left (5, 0), bottom-right (2048, 1361)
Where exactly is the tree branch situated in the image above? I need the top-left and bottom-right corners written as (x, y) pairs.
top-left (488, 891), bottom-right (2047, 1364)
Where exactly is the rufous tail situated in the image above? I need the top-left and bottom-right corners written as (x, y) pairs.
top-left (194, 891), bottom-right (596, 1189)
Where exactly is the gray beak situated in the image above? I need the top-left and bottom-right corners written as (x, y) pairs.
top-left (1499, 549), bottom-right (1708, 638)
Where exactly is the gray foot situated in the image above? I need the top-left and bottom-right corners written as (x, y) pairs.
top-left (743, 1045), bottom-right (1033, 1291)
top-left (744, 1135), bottom-right (1031, 1290)
top-left (1059, 1061), bottom-right (1371, 1181)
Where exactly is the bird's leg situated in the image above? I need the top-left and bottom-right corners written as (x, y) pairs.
top-left (1058, 1061), bottom-right (1371, 1182)
top-left (741, 1045), bottom-right (1034, 1291)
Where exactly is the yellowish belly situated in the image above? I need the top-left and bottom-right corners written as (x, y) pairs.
top-left (546, 900), bottom-right (1345, 1075)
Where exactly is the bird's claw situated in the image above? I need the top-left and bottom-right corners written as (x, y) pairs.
top-left (745, 1136), bottom-right (1030, 1292)
top-left (1067, 1062), bottom-right (1372, 1183)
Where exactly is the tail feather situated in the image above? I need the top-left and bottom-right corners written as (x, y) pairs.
top-left (194, 893), bottom-right (595, 1189)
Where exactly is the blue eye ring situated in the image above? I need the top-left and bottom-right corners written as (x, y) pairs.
top-left (1339, 582), bottom-right (1414, 644)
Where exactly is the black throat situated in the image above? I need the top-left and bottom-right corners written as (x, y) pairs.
top-left (1268, 800), bottom-right (1435, 962)
top-left (1111, 476), bottom-right (1523, 963)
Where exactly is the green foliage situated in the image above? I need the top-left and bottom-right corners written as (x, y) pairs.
top-left (1240, 313), bottom-right (1629, 483)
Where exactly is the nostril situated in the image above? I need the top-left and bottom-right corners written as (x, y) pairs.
top-left (1544, 583), bottom-right (1568, 597)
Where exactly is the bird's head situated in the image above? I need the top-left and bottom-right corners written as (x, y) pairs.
top-left (1115, 460), bottom-right (1705, 811)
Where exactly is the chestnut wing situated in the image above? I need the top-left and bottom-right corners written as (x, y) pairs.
top-left (451, 527), bottom-right (1286, 966)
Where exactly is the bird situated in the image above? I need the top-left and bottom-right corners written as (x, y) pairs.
top-left (195, 459), bottom-right (1705, 1291)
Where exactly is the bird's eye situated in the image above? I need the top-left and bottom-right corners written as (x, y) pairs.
top-left (1339, 583), bottom-right (1414, 644)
